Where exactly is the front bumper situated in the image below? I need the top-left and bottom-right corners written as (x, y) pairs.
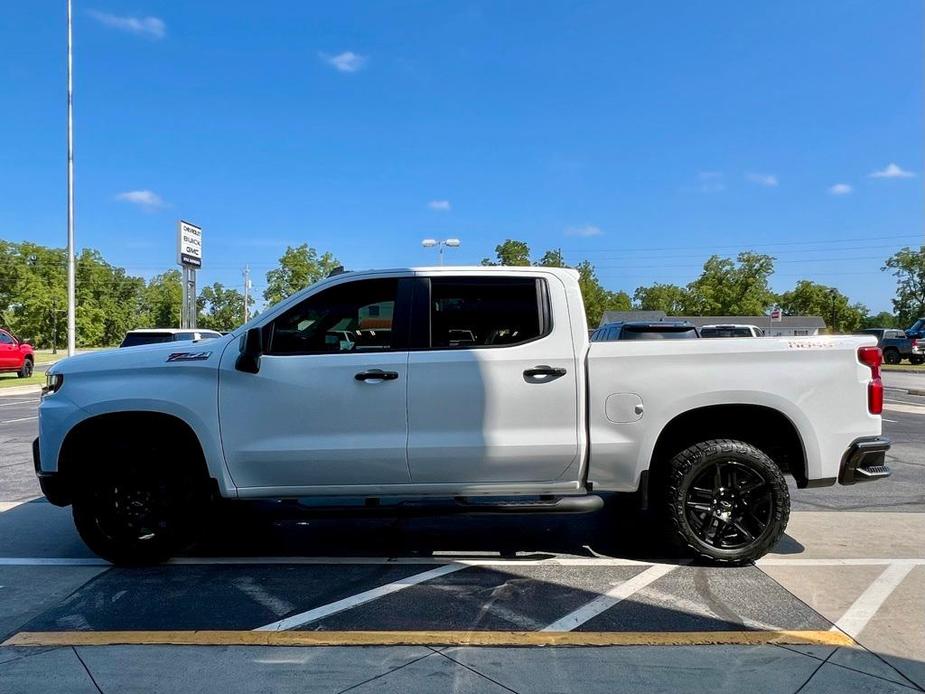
top-left (33, 438), bottom-right (70, 506)
top-left (839, 436), bottom-right (891, 485)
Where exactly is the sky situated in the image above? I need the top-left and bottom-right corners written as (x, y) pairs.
top-left (1, 1), bottom-right (922, 313)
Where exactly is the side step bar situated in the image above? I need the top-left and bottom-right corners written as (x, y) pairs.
top-left (453, 495), bottom-right (605, 514)
top-left (283, 494), bottom-right (605, 517)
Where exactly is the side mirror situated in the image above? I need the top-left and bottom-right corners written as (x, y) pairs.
top-left (235, 327), bottom-right (263, 374)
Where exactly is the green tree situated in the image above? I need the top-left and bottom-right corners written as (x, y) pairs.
top-left (685, 252), bottom-right (776, 315)
top-left (264, 244), bottom-right (340, 306)
top-left (777, 280), bottom-right (868, 333)
top-left (536, 248), bottom-right (567, 267)
top-left (143, 270), bottom-right (183, 329)
top-left (883, 247), bottom-right (925, 326)
top-left (197, 283), bottom-right (253, 332)
top-left (633, 283), bottom-right (690, 314)
top-left (75, 249), bottom-right (146, 345)
top-left (861, 311), bottom-right (898, 330)
top-left (481, 239), bottom-right (531, 266)
top-left (576, 260), bottom-right (631, 326)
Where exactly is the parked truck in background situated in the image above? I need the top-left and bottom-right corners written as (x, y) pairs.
top-left (0, 328), bottom-right (34, 378)
top-left (34, 267), bottom-right (891, 566)
top-left (856, 326), bottom-right (924, 365)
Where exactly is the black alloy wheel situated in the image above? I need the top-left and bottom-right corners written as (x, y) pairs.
top-left (664, 439), bottom-right (789, 564)
top-left (684, 461), bottom-right (772, 550)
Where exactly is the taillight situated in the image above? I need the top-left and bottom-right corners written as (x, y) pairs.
top-left (858, 346), bottom-right (883, 415)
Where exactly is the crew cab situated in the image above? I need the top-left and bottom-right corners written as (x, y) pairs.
top-left (0, 328), bottom-right (34, 378)
top-left (34, 267), bottom-right (891, 565)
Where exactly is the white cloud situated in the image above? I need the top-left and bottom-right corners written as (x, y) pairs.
top-left (695, 171), bottom-right (725, 193)
top-left (870, 163), bottom-right (915, 179)
top-left (746, 172), bottom-right (778, 187)
top-left (320, 51), bottom-right (367, 73)
top-left (565, 224), bottom-right (603, 237)
top-left (428, 200), bottom-right (451, 211)
top-left (87, 10), bottom-right (166, 39)
top-left (115, 190), bottom-right (165, 210)
top-left (828, 183), bottom-right (853, 196)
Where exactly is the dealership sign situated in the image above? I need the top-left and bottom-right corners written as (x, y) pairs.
top-left (177, 220), bottom-right (203, 268)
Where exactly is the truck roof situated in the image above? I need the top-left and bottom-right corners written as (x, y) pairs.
top-left (328, 266), bottom-right (581, 278)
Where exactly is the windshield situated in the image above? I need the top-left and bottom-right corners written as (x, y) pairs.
top-left (120, 332), bottom-right (174, 348)
top-left (907, 319), bottom-right (925, 336)
top-left (701, 327), bottom-right (753, 338)
top-left (620, 327), bottom-right (698, 340)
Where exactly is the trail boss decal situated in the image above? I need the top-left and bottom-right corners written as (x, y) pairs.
top-left (166, 351), bottom-right (212, 362)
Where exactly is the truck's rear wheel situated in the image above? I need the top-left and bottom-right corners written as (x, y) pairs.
top-left (72, 453), bottom-right (203, 565)
top-left (664, 439), bottom-right (789, 565)
top-left (883, 348), bottom-right (901, 365)
top-left (17, 358), bottom-right (33, 378)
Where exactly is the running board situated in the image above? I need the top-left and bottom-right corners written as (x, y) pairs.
top-left (281, 494), bottom-right (605, 517)
top-left (452, 495), bottom-right (604, 514)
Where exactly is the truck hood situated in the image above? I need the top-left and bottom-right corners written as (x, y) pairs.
top-left (48, 336), bottom-right (236, 375)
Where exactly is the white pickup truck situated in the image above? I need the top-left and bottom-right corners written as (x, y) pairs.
top-left (34, 266), bottom-right (891, 565)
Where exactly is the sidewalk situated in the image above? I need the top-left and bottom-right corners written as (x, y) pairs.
top-left (0, 642), bottom-right (918, 693)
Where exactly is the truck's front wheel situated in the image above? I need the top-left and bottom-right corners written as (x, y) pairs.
top-left (72, 458), bottom-right (202, 565)
top-left (664, 439), bottom-right (789, 565)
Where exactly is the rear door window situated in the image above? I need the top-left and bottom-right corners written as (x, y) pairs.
top-left (428, 277), bottom-right (546, 348)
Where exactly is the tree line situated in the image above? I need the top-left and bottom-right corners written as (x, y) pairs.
top-left (1, 237), bottom-right (923, 348)
top-left (480, 238), bottom-right (925, 330)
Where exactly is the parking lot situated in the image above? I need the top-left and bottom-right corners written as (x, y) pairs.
top-left (1, 373), bottom-right (924, 692)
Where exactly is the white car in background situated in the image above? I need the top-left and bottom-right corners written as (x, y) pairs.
top-left (119, 329), bottom-right (223, 348)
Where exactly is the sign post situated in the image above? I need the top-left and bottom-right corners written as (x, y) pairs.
top-left (177, 220), bottom-right (203, 329)
top-left (769, 307), bottom-right (782, 336)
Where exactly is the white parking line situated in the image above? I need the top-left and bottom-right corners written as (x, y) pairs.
top-left (541, 563), bottom-right (678, 632)
top-left (254, 563), bottom-right (468, 631)
top-left (833, 562), bottom-right (915, 637)
top-left (0, 400), bottom-right (38, 407)
top-left (759, 558), bottom-right (925, 567)
top-left (0, 416), bottom-right (37, 424)
top-left (0, 556), bottom-right (921, 568)
top-left (884, 402), bottom-right (925, 416)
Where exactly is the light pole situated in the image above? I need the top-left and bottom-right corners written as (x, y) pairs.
top-left (421, 238), bottom-right (460, 265)
top-left (66, 0), bottom-right (76, 356)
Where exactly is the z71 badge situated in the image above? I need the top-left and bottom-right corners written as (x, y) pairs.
top-left (166, 351), bottom-right (212, 362)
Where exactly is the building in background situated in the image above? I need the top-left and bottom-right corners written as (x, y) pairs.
top-left (599, 311), bottom-right (826, 337)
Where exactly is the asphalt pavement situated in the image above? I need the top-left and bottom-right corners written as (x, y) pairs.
top-left (1, 375), bottom-right (924, 692)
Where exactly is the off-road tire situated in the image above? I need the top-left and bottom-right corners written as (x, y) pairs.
top-left (71, 440), bottom-right (206, 565)
top-left (664, 439), bottom-right (790, 565)
top-left (883, 348), bottom-right (901, 365)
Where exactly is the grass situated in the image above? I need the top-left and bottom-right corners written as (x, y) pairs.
top-left (0, 371), bottom-right (44, 389)
top-left (31, 347), bottom-right (109, 366)
top-left (883, 363), bottom-right (925, 372)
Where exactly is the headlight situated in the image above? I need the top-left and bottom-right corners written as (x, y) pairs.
top-left (42, 373), bottom-right (64, 397)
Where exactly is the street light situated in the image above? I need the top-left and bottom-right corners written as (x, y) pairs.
top-left (421, 238), bottom-right (460, 265)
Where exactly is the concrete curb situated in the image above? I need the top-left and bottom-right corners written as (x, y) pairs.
top-left (885, 386), bottom-right (925, 397)
top-left (0, 384), bottom-right (42, 397)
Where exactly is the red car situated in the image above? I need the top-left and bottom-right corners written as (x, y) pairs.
top-left (0, 328), bottom-right (34, 378)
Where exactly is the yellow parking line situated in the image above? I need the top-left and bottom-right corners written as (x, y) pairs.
top-left (2, 630), bottom-right (856, 648)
